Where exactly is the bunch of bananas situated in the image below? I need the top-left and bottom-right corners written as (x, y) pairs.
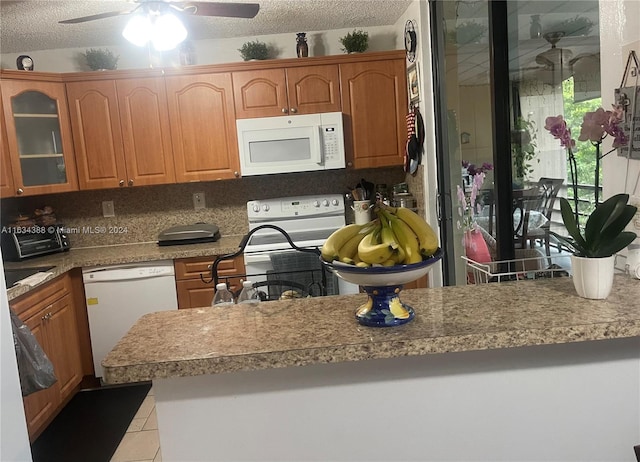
top-left (320, 205), bottom-right (438, 267)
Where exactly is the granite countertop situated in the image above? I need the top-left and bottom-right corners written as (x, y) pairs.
top-left (102, 274), bottom-right (640, 384)
top-left (4, 235), bottom-right (243, 301)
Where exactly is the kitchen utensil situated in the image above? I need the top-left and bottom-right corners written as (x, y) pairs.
top-left (352, 201), bottom-right (372, 224)
top-left (360, 178), bottom-right (374, 200)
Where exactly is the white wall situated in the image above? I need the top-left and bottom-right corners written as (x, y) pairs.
top-left (600, 0), bottom-right (640, 270)
top-left (0, 25), bottom-right (398, 72)
top-left (0, 254), bottom-right (32, 462)
top-left (601, 0), bottom-right (640, 198)
top-left (392, 0), bottom-right (443, 287)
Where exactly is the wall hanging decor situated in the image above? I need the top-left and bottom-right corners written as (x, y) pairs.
top-left (616, 51), bottom-right (640, 160)
top-left (407, 63), bottom-right (420, 104)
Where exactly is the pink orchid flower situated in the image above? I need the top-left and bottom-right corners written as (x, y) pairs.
top-left (578, 107), bottom-right (608, 142)
top-left (544, 115), bottom-right (575, 149)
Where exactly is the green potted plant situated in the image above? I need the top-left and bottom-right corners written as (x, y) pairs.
top-left (238, 40), bottom-right (269, 61)
top-left (83, 48), bottom-right (119, 71)
top-left (511, 115), bottom-right (539, 185)
top-left (339, 29), bottom-right (369, 53)
top-left (551, 193), bottom-right (637, 299)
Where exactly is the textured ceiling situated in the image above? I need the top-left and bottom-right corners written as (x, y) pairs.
top-left (0, 0), bottom-right (413, 53)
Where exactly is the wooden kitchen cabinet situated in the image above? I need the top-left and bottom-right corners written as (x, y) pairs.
top-left (66, 80), bottom-right (128, 190)
top-left (165, 73), bottom-right (241, 181)
top-left (232, 65), bottom-right (340, 118)
top-left (11, 274), bottom-right (83, 441)
top-left (340, 58), bottom-right (408, 169)
top-left (175, 254), bottom-right (245, 309)
top-left (0, 79), bottom-right (78, 196)
top-left (0, 95), bottom-right (16, 198)
top-left (115, 78), bottom-right (176, 187)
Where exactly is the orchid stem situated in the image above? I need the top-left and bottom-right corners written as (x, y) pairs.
top-left (594, 142), bottom-right (600, 207)
top-left (568, 150), bottom-right (580, 227)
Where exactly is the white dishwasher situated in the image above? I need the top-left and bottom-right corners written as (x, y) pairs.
top-left (82, 260), bottom-right (178, 378)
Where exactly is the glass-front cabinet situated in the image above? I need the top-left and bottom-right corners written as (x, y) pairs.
top-left (1, 79), bottom-right (77, 195)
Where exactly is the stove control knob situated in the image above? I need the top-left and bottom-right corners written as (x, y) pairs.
top-left (322, 199), bottom-right (329, 207)
top-left (332, 199), bottom-right (339, 206)
top-left (313, 200), bottom-right (320, 207)
top-left (252, 204), bottom-right (260, 213)
top-left (262, 204), bottom-right (270, 212)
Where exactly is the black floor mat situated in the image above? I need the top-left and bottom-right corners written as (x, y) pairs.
top-left (31, 382), bottom-right (152, 462)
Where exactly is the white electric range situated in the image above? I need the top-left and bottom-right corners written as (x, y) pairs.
top-left (243, 194), bottom-right (359, 296)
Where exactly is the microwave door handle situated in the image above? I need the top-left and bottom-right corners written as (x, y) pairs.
top-left (315, 127), bottom-right (324, 165)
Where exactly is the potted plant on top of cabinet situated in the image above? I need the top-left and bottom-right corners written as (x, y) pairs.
top-left (339, 30), bottom-right (369, 53)
top-left (551, 193), bottom-right (637, 299)
top-left (238, 40), bottom-right (270, 61)
top-left (83, 48), bottom-right (119, 71)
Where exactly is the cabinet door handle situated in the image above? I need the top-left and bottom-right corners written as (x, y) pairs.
top-left (234, 171), bottom-right (239, 177)
top-left (347, 161), bottom-right (353, 167)
top-left (16, 188), bottom-right (24, 195)
top-left (290, 107), bottom-right (298, 114)
top-left (281, 108), bottom-right (288, 113)
top-left (119, 180), bottom-right (125, 187)
top-left (128, 179), bottom-right (134, 186)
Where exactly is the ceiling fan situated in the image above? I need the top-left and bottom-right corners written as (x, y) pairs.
top-left (58, 1), bottom-right (260, 24)
top-left (59, 1), bottom-right (259, 51)
top-left (536, 32), bottom-right (573, 77)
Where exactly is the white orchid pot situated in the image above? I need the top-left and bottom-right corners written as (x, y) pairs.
top-left (570, 254), bottom-right (615, 299)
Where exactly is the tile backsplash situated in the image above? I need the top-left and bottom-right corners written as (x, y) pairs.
top-left (1, 167), bottom-right (414, 248)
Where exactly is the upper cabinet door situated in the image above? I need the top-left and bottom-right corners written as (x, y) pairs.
top-left (285, 65), bottom-right (341, 115)
top-left (1, 80), bottom-right (78, 196)
top-left (116, 78), bottom-right (176, 187)
top-left (340, 59), bottom-right (408, 169)
top-left (232, 69), bottom-right (288, 118)
top-left (166, 73), bottom-right (240, 182)
top-left (0, 95), bottom-right (15, 198)
top-left (66, 80), bottom-right (127, 190)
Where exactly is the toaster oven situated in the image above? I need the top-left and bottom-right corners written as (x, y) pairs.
top-left (1, 225), bottom-right (70, 261)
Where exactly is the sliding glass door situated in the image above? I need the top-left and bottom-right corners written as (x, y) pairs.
top-left (431, 0), bottom-right (600, 285)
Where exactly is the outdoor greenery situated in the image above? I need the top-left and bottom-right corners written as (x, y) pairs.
top-left (511, 115), bottom-right (538, 183)
top-left (561, 78), bottom-right (602, 217)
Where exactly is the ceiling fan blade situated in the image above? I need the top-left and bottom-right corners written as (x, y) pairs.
top-left (59, 9), bottom-right (135, 24)
top-left (182, 2), bottom-right (260, 18)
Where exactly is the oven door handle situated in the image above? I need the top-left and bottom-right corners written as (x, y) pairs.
top-left (202, 224), bottom-right (321, 286)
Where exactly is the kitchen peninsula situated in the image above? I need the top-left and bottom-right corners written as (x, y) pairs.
top-left (103, 275), bottom-right (640, 461)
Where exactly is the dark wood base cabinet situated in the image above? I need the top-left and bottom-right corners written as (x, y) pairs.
top-left (175, 255), bottom-right (245, 309)
top-left (10, 273), bottom-right (84, 441)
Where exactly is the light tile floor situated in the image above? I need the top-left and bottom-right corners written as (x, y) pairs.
top-left (110, 388), bottom-right (161, 462)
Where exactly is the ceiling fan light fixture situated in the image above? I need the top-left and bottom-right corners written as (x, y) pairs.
top-left (151, 12), bottom-right (188, 51)
top-left (122, 14), bottom-right (152, 47)
top-left (122, 10), bottom-right (187, 51)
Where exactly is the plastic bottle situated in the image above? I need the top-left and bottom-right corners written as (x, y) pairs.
top-left (237, 280), bottom-right (260, 304)
top-left (212, 282), bottom-right (235, 306)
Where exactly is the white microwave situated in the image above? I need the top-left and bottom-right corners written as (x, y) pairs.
top-left (236, 112), bottom-right (346, 176)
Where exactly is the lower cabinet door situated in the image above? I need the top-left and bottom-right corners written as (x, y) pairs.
top-left (46, 294), bottom-right (82, 400)
top-left (176, 279), bottom-right (215, 309)
top-left (21, 315), bottom-right (59, 440)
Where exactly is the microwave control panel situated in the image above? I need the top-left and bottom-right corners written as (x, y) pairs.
top-left (321, 126), bottom-right (339, 161)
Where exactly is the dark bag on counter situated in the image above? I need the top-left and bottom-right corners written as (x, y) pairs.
top-left (10, 308), bottom-right (57, 396)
